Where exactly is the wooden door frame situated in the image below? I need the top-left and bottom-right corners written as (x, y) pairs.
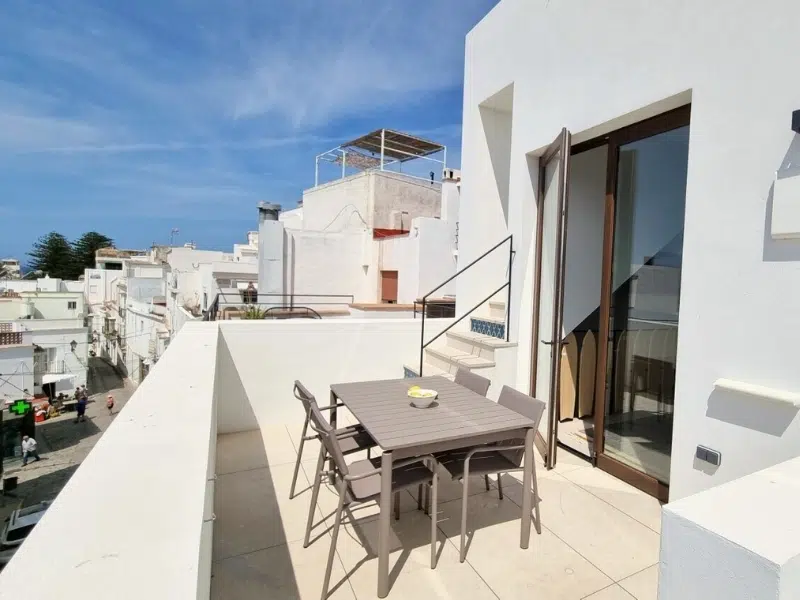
top-left (592, 104), bottom-right (691, 502)
top-left (529, 127), bottom-right (571, 468)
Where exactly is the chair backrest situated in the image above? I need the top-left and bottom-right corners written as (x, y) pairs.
top-left (454, 368), bottom-right (491, 397)
top-left (306, 399), bottom-right (350, 477)
top-left (496, 385), bottom-right (546, 466)
top-left (293, 380), bottom-right (316, 412)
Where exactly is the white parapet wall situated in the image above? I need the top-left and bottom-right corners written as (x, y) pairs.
top-left (216, 318), bottom-right (452, 433)
top-left (0, 322), bottom-right (220, 600)
top-left (659, 456), bottom-right (800, 599)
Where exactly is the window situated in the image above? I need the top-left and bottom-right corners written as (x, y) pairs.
top-left (67, 301), bottom-right (77, 310)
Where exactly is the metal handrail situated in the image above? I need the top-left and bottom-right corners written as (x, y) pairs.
top-left (419, 235), bottom-right (513, 375)
top-left (263, 306), bottom-right (322, 320)
top-left (204, 292), bottom-right (354, 321)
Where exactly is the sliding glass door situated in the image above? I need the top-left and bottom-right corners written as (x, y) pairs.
top-left (594, 107), bottom-right (690, 498)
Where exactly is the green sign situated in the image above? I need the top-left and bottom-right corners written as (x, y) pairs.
top-left (8, 400), bottom-right (32, 416)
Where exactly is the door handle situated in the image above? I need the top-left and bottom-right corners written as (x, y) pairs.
top-left (541, 340), bottom-right (569, 345)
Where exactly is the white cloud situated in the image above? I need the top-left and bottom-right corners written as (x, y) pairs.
top-left (222, 1), bottom-right (492, 127)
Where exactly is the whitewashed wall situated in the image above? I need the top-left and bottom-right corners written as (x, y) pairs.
top-left (461, 0), bottom-right (800, 500)
top-left (379, 234), bottom-right (418, 304)
top-left (288, 230), bottom-right (374, 303)
top-left (0, 323), bottom-right (219, 599)
top-left (217, 319), bottom-right (451, 431)
top-left (0, 343), bottom-right (34, 403)
top-left (302, 173), bottom-right (371, 232)
top-left (30, 326), bottom-right (89, 392)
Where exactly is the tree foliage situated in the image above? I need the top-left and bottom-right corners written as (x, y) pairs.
top-left (70, 231), bottom-right (114, 278)
top-left (26, 231), bottom-right (115, 280)
top-left (26, 232), bottom-right (74, 280)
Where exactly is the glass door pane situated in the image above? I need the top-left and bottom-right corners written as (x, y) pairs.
top-left (603, 125), bottom-right (689, 484)
top-left (533, 129), bottom-right (571, 468)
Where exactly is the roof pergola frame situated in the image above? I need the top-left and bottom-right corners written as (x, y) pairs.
top-left (314, 128), bottom-right (447, 186)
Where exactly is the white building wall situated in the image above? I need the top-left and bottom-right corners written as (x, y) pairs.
top-left (371, 172), bottom-right (441, 229)
top-left (30, 327), bottom-right (89, 393)
top-left (0, 293), bottom-right (84, 320)
top-left (461, 0), bottom-right (800, 500)
top-left (279, 207), bottom-right (304, 230)
top-left (0, 341), bottom-right (34, 403)
top-left (379, 235), bottom-right (419, 304)
top-left (288, 230), bottom-right (374, 303)
top-left (302, 173), bottom-right (371, 232)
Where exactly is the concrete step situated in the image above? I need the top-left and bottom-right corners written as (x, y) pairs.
top-left (403, 363), bottom-right (455, 380)
top-left (446, 330), bottom-right (516, 359)
top-left (425, 345), bottom-right (495, 374)
top-left (488, 300), bottom-right (507, 321)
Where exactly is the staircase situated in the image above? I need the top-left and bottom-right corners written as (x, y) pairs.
top-left (404, 300), bottom-right (516, 380)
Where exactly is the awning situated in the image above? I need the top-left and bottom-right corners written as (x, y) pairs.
top-left (42, 373), bottom-right (77, 385)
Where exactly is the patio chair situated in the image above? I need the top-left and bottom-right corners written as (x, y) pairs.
top-left (436, 385), bottom-right (545, 562)
top-left (303, 400), bottom-right (440, 600)
top-left (453, 368), bottom-right (493, 492)
top-left (418, 368), bottom-right (494, 508)
top-left (454, 367), bottom-right (491, 397)
top-left (289, 381), bottom-right (377, 499)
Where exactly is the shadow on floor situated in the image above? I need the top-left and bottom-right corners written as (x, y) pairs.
top-left (1, 463), bottom-right (79, 511)
top-left (210, 430), bottom-right (303, 600)
top-left (35, 415), bottom-right (102, 454)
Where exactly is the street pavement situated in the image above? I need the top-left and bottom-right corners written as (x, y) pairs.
top-left (0, 357), bottom-right (136, 519)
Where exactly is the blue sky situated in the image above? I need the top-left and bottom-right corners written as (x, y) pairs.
top-left (0, 0), bottom-right (498, 263)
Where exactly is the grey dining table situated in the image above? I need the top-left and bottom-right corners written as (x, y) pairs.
top-left (330, 375), bottom-right (536, 598)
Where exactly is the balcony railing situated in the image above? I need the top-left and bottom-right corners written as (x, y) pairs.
top-left (0, 331), bottom-right (23, 346)
top-left (33, 359), bottom-right (67, 374)
top-left (204, 292), bottom-right (354, 321)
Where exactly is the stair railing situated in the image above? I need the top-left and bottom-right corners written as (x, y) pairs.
top-left (419, 235), bottom-right (513, 376)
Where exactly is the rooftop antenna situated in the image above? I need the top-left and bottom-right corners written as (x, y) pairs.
top-left (170, 228), bottom-right (180, 246)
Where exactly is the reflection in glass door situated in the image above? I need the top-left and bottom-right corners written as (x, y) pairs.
top-left (601, 123), bottom-right (690, 485)
top-left (531, 128), bottom-right (571, 469)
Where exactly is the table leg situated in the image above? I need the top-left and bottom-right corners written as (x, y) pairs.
top-left (521, 428), bottom-right (534, 549)
top-left (378, 450), bottom-right (393, 598)
top-left (329, 390), bottom-right (338, 483)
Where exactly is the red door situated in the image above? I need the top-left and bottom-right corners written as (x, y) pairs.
top-left (380, 271), bottom-right (398, 304)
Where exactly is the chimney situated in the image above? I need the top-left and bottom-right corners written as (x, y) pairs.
top-left (257, 202), bottom-right (285, 303)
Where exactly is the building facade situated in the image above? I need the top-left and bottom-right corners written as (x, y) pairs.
top-left (457, 0), bottom-right (800, 503)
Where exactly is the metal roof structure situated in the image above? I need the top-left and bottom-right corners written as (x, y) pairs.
top-left (314, 128), bottom-right (447, 187)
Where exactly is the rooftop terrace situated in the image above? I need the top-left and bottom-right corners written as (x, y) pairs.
top-left (0, 318), bottom-right (794, 600)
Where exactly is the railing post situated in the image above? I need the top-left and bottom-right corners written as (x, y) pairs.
top-left (419, 300), bottom-right (426, 376)
top-left (506, 238), bottom-right (513, 342)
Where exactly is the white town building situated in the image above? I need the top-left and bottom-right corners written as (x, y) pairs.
top-left (0, 281), bottom-right (88, 398)
top-left (222, 130), bottom-right (461, 320)
top-left (0, 258), bottom-right (21, 279)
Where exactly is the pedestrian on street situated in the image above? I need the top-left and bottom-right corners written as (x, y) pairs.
top-left (106, 394), bottom-right (115, 415)
top-left (21, 435), bottom-right (41, 466)
top-left (75, 394), bottom-right (87, 423)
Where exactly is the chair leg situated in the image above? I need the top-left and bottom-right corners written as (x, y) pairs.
top-left (394, 492), bottom-right (400, 521)
top-left (484, 474), bottom-right (490, 491)
top-left (303, 444), bottom-right (327, 548)
top-left (321, 482), bottom-right (347, 600)
top-left (532, 463), bottom-right (542, 535)
top-left (460, 474), bottom-right (470, 563)
top-left (497, 472), bottom-right (504, 500)
top-left (289, 416), bottom-right (309, 499)
top-left (417, 484), bottom-right (423, 511)
top-left (430, 469), bottom-right (439, 569)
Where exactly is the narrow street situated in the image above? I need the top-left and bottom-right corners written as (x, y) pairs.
top-left (1, 357), bottom-right (136, 518)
